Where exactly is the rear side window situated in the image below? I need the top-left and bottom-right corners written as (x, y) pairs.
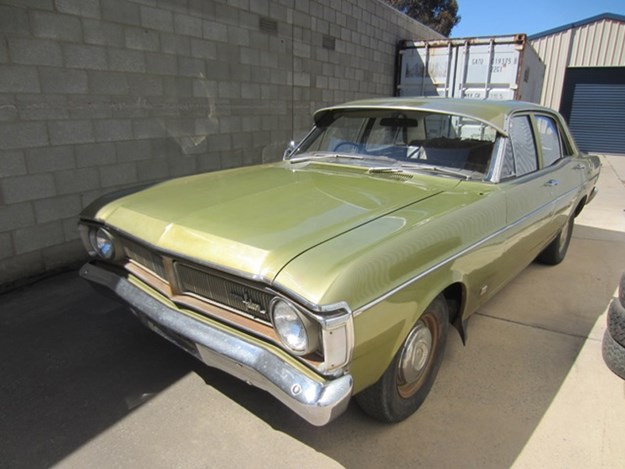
top-left (509, 115), bottom-right (538, 176)
top-left (535, 115), bottom-right (562, 167)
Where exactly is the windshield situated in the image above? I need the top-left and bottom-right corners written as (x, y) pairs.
top-left (289, 109), bottom-right (500, 178)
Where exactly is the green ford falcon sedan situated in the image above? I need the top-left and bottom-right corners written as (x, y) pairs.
top-left (78, 98), bottom-right (600, 425)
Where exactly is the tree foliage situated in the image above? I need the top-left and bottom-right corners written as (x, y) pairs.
top-left (384, 0), bottom-right (461, 37)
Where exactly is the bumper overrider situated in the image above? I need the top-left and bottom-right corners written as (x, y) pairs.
top-left (80, 262), bottom-right (353, 426)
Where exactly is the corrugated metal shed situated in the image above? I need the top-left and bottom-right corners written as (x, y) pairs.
top-left (529, 13), bottom-right (625, 153)
top-left (530, 13), bottom-right (625, 109)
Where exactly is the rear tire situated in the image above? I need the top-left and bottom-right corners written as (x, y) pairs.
top-left (355, 295), bottom-right (449, 422)
top-left (537, 215), bottom-right (574, 265)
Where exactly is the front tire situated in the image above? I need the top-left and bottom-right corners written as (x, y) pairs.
top-left (355, 295), bottom-right (449, 422)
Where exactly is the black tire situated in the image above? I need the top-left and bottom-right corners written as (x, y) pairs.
top-left (355, 295), bottom-right (449, 422)
top-left (536, 215), bottom-right (574, 265)
top-left (607, 298), bottom-right (625, 347)
top-left (602, 330), bottom-right (625, 380)
top-left (619, 272), bottom-right (625, 309)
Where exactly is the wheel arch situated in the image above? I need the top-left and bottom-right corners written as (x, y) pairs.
top-left (442, 282), bottom-right (469, 344)
top-left (574, 195), bottom-right (587, 217)
top-left (351, 278), bottom-right (468, 395)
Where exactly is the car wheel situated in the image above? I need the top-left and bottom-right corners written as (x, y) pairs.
top-left (355, 295), bottom-right (449, 422)
top-left (602, 329), bottom-right (625, 380)
top-left (537, 215), bottom-right (574, 265)
top-left (607, 299), bottom-right (625, 347)
top-left (619, 272), bottom-right (625, 309)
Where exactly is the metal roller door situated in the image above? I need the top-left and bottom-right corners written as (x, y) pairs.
top-left (560, 67), bottom-right (625, 154)
top-left (568, 83), bottom-right (625, 153)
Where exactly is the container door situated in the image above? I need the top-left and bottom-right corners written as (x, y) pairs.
top-left (397, 45), bottom-right (456, 97)
top-left (455, 42), bottom-right (521, 100)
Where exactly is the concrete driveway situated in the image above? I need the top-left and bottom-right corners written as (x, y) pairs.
top-left (2, 156), bottom-right (624, 469)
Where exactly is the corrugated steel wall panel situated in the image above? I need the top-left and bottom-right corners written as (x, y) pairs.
top-left (531, 18), bottom-right (625, 109)
top-left (532, 30), bottom-right (572, 109)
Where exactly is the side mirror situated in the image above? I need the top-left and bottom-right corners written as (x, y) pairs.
top-left (283, 140), bottom-right (298, 159)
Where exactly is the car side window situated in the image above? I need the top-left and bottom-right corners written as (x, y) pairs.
top-left (509, 115), bottom-right (538, 176)
top-left (535, 115), bottom-right (562, 167)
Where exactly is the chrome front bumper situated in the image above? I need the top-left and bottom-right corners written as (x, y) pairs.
top-left (80, 262), bottom-right (353, 426)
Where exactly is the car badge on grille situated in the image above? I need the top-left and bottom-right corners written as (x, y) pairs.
top-left (231, 290), bottom-right (265, 315)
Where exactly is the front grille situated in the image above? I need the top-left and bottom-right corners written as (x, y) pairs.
top-left (118, 236), bottom-right (274, 323)
top-left (176, 263), bottom-right (273, 322)
top-left (123, 239), bottom-right (166, 279)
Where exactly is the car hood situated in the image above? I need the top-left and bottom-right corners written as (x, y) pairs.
top-left (90, 162), bottom-right (457, 281)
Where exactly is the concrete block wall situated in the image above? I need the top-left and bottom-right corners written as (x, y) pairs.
top-left (0, 0), bottom-right (441, 286)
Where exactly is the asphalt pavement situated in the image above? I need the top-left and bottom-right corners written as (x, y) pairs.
top-left (1, 155), bottom-right (624, 469)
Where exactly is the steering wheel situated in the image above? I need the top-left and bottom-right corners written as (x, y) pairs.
top-left (333, 141), bottom-right (360, 154)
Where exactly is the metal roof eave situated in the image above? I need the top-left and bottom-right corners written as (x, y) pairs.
top-left (529, 12), bottom-right (625, 40)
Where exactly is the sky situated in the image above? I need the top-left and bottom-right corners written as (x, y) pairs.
top-left (451, 0), bottom-right (625, 38)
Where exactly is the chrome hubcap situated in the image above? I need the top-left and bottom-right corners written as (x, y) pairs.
top-left (399, 321), bottom-right (433, 385)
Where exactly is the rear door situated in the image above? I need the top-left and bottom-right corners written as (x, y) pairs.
top-left (497, 112), bottom-right (582, 276)
top-left (532, 113), bottom-right (584, 234)
top-left (499, 114), bottom-right (556, 270)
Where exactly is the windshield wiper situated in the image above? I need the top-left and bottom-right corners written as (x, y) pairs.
top-left (291, 154), bottom-right (474, 180)
top-left (367, 163), bottom-right (471, 180)
top-left (367, 167), bottom-right (409, 174)
top-left (368, 163), bottom-right (472, 180)
top-left (289, 152), bottom-right (364, 163)
top-left (410, 164), bottom-right (472, 180)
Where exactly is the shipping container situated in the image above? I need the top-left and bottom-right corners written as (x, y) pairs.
top-left (396, 34), bottom-right (545, 103)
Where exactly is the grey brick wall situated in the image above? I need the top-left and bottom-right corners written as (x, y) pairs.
top-left (0, 0), bottom-right (441, 285)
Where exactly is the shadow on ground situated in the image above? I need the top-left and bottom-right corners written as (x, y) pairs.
top-left (0, 272), bottom-right (196, 469)
top-left (1, 224), bottom-right (624, 468)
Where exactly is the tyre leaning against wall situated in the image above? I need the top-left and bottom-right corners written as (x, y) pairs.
top-left (607, 297), bottom-right (625, 345)
top-left (602, 273), bottom-right (625, 380)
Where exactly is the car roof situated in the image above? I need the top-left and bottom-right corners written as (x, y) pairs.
top-left (313, 97), bottom-right (550, 135)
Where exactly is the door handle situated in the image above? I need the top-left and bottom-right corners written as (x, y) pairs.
top-left (544, 179), bottom-right (559, 187)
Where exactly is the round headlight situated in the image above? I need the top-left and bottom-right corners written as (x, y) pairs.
top-left (270, 299), bottom-right (319, 355)
top-left (91, 227), bottom-right (115, 259)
